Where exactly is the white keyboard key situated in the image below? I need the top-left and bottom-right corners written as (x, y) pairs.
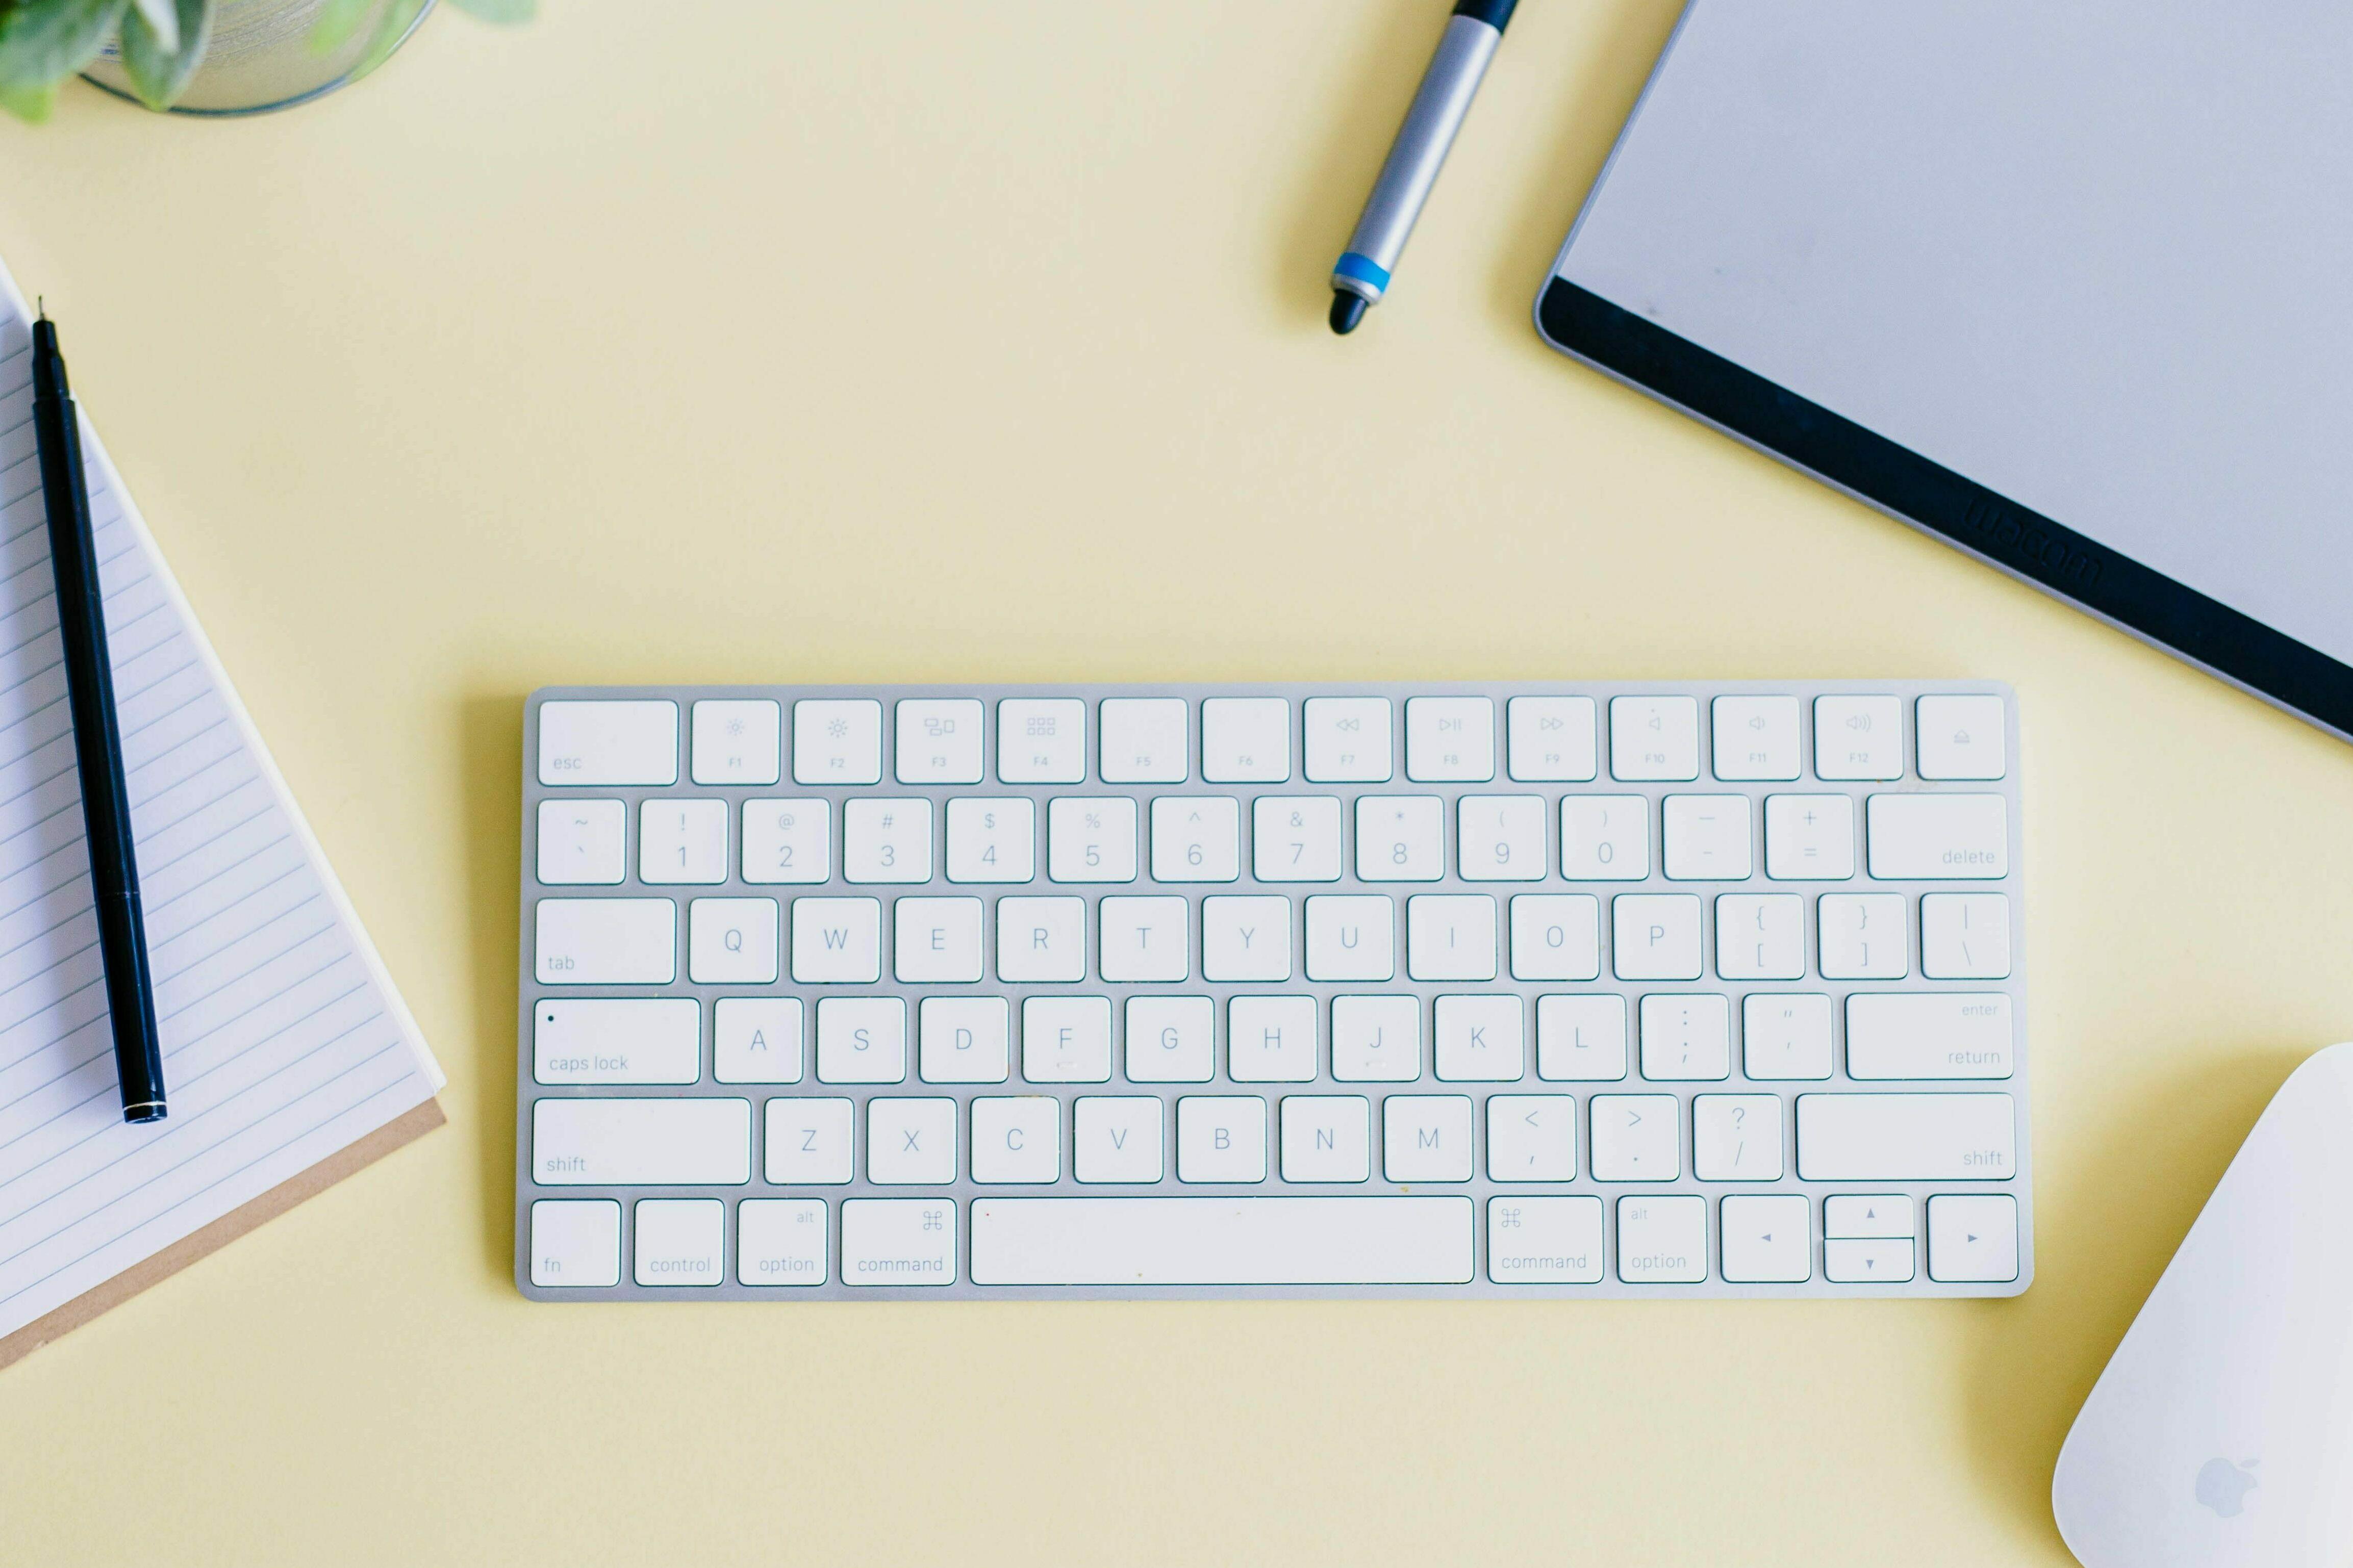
top-left (1126, 996), bottom-right (1216, 1083)
top-left (1382, 1095), bottom-right (1473, 1181)
top-left (1825, 1194), bottom-right (1915, 1238)
top-left (1177, 1096), bottom-right (1268, 1182)
top-left (790, 896), bottom-right (881, 983)
top-left (1457, 795), bottom-right (1547, 881)
top-left (1693, 1094), bottom-right (1784, 1180)
top-left (1407, 894), bottom-right (1498, 981)
top-left (996, 896), bottom-right (1086, 982)
top-left (1814, 695), bottom-right (1905, 780)
top-left (816, 996), bottom-right (908, 1083)
top-left (1434, 993), bottom-right (1524, 1082)
top-left (1589, 1094), bottom-right (1679, 1180)
top-left (1201, 697), bottom-right (1291, 782)
top-left (1100, 895), bottom-right (1192, 982)
top-left (1866, 793), bottom-right (2009, 879)
top-left (691, 699), bottom-right (781, 786)
top-left (535, 897), bottom-right (675, 985)
top-left (1302, 696), bottom-right (1393, 782)
top-left (1252, 795), bottom-right (1343, 882)
top-left (919, 995), bottom-right (1011, 1084)
top-left (765, 1096), bottom-right (854, 1184)
top-left (1048, 796), bottom-right (1137, 883)
top-left (1331, 995), bottom-right (1421, 1082)
top-left (1356, 795), bottom-right (1445, 881)
top-left (1819, 893), bottom-right (1910, 979)
top-left (535, 998), bottom-right (700, 1086)
top-left (892, 896), bottom-right (984, 983)
top-left (969, 1196), bottom-right (1474, 1286)
top-left (1405, 696), bottom-right (1495, 781)
top-left (1152, 796), bottom-right (1240, 882)
top-left (688, 896), bottom-right (779, 984)
top-left (640, 799), bottom-right (728, 884)
top-left (1639, 993), bottom-right (1731, 1081)
top-left (738, 1199), bottom-right (828, 1287)
top-left (1616, 1195), bottom-right (1707, 1283)
top-left (1711, 695), bottom-right (1801, 781)
top-left (1074, 1096), bottom-right (1165, 1183)
top-left (793, 698), bottom-right (882, 785)
top-left (1304, 894), bottom-right (1395, 982)
top-left (1536, 994), bottom-right (1628, 1081)
top-left (1764, 794), bottom-right (1855, 880)
top-left (1661, 795), bottom-right (1753, 881)
top-left (895, 699), bottom-right (984, 784)
top-left (1100, 697), bottom-right (1189, 783)
top-left (1847, 992), bottom-right (2014, 1079)
top-left (1509, 894), bottom-right (1600, 981)
top-left (1561, 796), bottom-right (1650, 880)
top-left (1719, 1194), bottom-right (1811, 1283)
top-left (1743, 993), bottom-right (1834, 1080)
top-left (533, 1097), bottom-right (749, 1185)
top-left (972, 1097), bottom-right (1061, 1184)
top-left (1795, 1093), bottom-right (2017, 1180)
top-left (1609, 695), bottom-right (1700, 781)
top-left (945, 797), bottom-right (1036, 883)
top-left (843, 798), bottom-right (934, 884)
top-left (1927, 1194), bottom-right (2020, 1282)
top-left (1921, 893), bottom-right (2013, 978)
top-left (742, 799), bottom-right (831, 884)
top-left (1022, 995), bottom-right (1113, 1083)
top-left (1227, 995), bottom-right (1318, 1082)
top-left (1202, 894), bottom-right (1294, 981)
top-left (1714, 893), bottom-right (1806, 980)
top-left (536, 799), bottom-right (625, 885)
top-left (1486, 1095), bottom-right (1576, 1180)
top-left (1505, 696), bottom-right (1598, 782)
top-left (1916, 695), bottom-right (2008, 781)
top-left (998, 698), bottom-right (1087, 783)
top-left (868, 1097), bottom-right (957, 1184)
top-left (1825, 1239), bottom-right (1915, 1283)
top-left (1280, 1096), bottom-right (1371, 1182)
top-left (635, 1198), bottom-right (725, 1288)
top-left (1487, 1196), bottom-right (1604, 1283)
top-left (539, 699), bottom-right (677, 786)
top-left (713, 997), bottom-right (804, 1084)
top-left (1611, 893), bottom-right (1703, 981)
top-left (529, 1200), bottom-right (620, 1288)
top-left (841, 1198), bottom-right (957, 1287)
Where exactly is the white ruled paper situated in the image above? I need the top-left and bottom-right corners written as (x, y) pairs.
top-left (0, 262), bottom-right (441, 1342)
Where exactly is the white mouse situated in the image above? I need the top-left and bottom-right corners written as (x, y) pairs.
top-left (2053, 1041), bottom-right (2353, 1566)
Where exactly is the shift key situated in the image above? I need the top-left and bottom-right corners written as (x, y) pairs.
top-left (1796, 1093), bottom-right (2016, 1180)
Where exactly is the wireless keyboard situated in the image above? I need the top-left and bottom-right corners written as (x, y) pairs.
top-left (515, 682), bottom-right (2029, 1300)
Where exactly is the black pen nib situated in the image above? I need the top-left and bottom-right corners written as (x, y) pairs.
top-left (1329, 291), bottom-right (1368, 335)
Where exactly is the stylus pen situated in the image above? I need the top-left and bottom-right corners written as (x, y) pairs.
top-left (31, 311), bottom-right (167, 1124)
top-left (1329, 0), bottom-right (1517, 335)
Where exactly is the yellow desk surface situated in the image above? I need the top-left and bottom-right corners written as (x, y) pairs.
top-left (4, 5), bottom-right (2348, 1562)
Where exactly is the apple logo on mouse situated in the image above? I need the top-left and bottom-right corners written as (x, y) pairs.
top-left (2193, 1457), bottom-right (2257, 1519)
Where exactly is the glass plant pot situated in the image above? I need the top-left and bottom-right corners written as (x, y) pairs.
top-left (81, 0), bottom-right (437, 117)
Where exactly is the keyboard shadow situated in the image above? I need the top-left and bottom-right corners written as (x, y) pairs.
top-left (459, 692), bottom-right (530, 1283)
top-left (1957, 1047), bottom-right (2305, 1544)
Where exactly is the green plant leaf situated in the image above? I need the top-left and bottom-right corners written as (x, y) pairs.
top-left (0, 75), bottom-right (59, 122)
top-left (350, 0), bottom-right (426, 79)
top-left (310, 0), bottom-right (372, 55)
top-left (0, 0), bottom-right (132, 93)
top-left (128, 0), bottom-right (176, 54)
top-left (445, 0), bottom-right (534, 21)
top-left (118, 0), bottom-right (209, 110)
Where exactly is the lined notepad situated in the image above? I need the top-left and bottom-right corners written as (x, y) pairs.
top-left (0, 262), bottom-right (442, 1364)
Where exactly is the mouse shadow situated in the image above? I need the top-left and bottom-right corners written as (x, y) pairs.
top-left (458, 691), bottom-right (529, 1281)
top-left (1958, 1046), bottom-right (2310, 1541)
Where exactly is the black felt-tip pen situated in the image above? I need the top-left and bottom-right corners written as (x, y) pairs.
top-left (31, 309), bottom-right (167, 1124)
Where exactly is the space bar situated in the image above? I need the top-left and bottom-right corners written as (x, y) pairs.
top-left (970, 1197), bottom-right (1476, 1286)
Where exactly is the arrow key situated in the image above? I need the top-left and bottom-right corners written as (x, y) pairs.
top-left (1825, 1237), bottom-right (1915, 1283)
top-left (1824, 1193), bottom-right (1916, 1239)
